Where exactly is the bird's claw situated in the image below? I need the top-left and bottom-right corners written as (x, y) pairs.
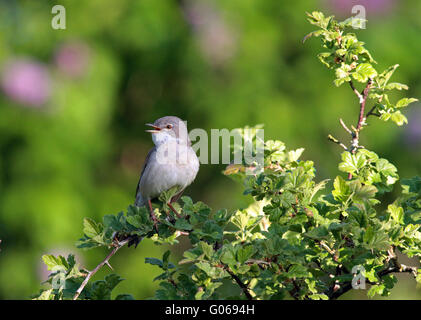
top-left (127, 234), bottom-right (143, 248)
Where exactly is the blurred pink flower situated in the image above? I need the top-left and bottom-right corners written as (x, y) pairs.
top-left (403, 106), bottom-right (421, 147)
top-left (54, 42), bottom-right (90, 78)
top-left (326, 0), bottom-right (396, 16)
top-left (1, 59), bottom-right (51, 107)
top-left (183, 0), bottom-right (236, 66)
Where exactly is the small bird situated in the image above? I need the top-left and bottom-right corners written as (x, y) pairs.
top-left (135, 116), bottom-right (200, 228)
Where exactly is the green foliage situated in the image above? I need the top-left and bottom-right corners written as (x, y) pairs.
top-left (305, 11), bottom-right (417, 126)
top-left (34, 11), bottom-right (420, 300)
top-left (33, 254), bottom-right (134, 300)
top-left (338, 149), bottom-right (398, 193)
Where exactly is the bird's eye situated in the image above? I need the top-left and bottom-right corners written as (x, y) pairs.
top-left (166, 124), bottom-right (173, 129)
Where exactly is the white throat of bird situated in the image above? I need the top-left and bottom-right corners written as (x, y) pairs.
top-left (152, 131), bottom-right (182, 146)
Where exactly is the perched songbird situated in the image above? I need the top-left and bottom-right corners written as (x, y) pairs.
top-left (135, 116), bottom-right (200, 227)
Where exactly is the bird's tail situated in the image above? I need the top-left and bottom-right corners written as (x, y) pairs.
top-left (134, 193), bottom-right (144, 207)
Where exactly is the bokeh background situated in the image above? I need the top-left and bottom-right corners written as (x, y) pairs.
top-left (0, 0), bottom-right (420, 299)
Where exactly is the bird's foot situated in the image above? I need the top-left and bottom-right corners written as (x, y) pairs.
top-left (164, 214), bottom-right (176, 224)
top-left (167, 203), bottom-right (182, 219)
top-left (113, 232), bottom-right (142, 248)
top-left (150, 214), bottom-right (159, 233)
top-left (147, 199), bottom-right (160, 233)
top-left (127, 234), bottom-right (143, 248)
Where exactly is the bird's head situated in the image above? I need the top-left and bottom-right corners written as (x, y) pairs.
top-left (146, 116), bottom-right (190, 146)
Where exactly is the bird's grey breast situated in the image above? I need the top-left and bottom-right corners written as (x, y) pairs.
top-left (136, 141), bottom-right (199, 205)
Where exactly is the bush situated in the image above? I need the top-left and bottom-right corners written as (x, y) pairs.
top-left (33, 11), bottom-right (420, 300)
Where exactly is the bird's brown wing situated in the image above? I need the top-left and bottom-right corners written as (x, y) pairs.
top-left (135, 146), bottom-right (156, 201)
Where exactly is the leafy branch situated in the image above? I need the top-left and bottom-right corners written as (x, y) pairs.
top-left (73, 238), bottom-right (129, 300)
top-left (34, 11), bottom-right (421, 301)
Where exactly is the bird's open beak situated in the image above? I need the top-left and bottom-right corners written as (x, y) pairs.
top-left (145, 123), bottom-right (161, 133)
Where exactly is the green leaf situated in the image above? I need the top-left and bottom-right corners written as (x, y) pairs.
top-left (145, 257), bottom-right (163, 268)
top-left (89, 274), bottom-right (125, 300)
top-left (349, 180), bottom-right (377, 202)
top-left (220, 246), bottom-right (237, 265)
top-left (334, 77), bottom-right (350, 87)
top-left (104, 274), bottom-right (124, 291)
top-left (278, 192), bottom-right (296, 208)
top-left (317, 52), bottom-right (333, 67)
top-left (83, 218), bottom-right (102, 238)
top-left (306, 11), bottom-right (332, 29)
top-left (286, 265), bottom-right (311, 278)
top-left (395, 97), bottom-right (418, 109)
top-left (388, 204), bottom-right (404, 225)
top-left (401, 176), bottom-right (421, 194)
top-left (162, 250), bottom-right (171, 269)
top-left (174, 218), bottom-right (192, 231)
top-left (103, 214), bottom-right (123, 232)
top-left (338, 151), bottom-right (366, 174)
top-left (304, 226), bottom-right (329, 240)
top-left (390, 111), bottom-right (408, 126)
top-left (159, 186), bottom-right (181, 204)
top-left (237, 246), bottom-right (255, 264)
top-left (336, 67), bottom-right (349, 80)
top-left (309, 293), bottom-right (329, 300)
top-left (376, 64), bottom-right (399, 88)
top-left (352, 63), bottom-right (377, 83)
top-left (358, 149), bottom-right (379, 162)
top-left (363, 225), bottom-right (390, 251)
top-left (199, 241), bottom-right (214, 260)
top-left (332, 176), bottom-right (351, 202)
top-left (42, 255), bottom-right (68, 271)
top-left (287, 148), bottom-right (305, 162)
top-left (416, 270), bottom-right (421, 284)
top-left (385, 82), bottom-right (408, 91)
top-left (126, 215), bottom-right (142, 228)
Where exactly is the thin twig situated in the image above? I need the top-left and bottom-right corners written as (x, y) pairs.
top-left (339, 118), bottom-right (352, 135)
top-left (355, 79), bottom-right (372, 132)
top-left (319, 241), bottom-right (336, 256)
top-left (365, 105), bottom-right (378, 118)
top-left (328, 134), bottom-right (348, 150)
top-left (349, 81), bottom-right (364, 103)
top-left (328, 254), bottom-right (418, 300)
top-left (224, 266), bottom-right (253, 300)
top-left (245, 259), bottom-right (271, 266)
top-left (346, 78), bottom-right (373, 181)
top-left (73, 239), bottom-right (129, 300)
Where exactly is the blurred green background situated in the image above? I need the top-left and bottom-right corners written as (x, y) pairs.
top-left (0, 0), bottom-right (420, 299)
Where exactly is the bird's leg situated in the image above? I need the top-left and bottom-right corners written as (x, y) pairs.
top-left (167, 202), bottom-right (182, 219)
top-left (148, 199), bottom-right (159, 232)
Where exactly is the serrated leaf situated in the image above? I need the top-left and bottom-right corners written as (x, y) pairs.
top-left (385, 82), bottom-right (408, 91)
top-left (145, 257), bottom-right (163, 267)
top-left (199, 242), bottom-right (214, 260)
top-left (352, 63), bottom-right (377, 83)
top-left (332, 176), bottom-right (351, 202)
top-left (220, 247), bottom-right (237, 265)
top-left (83, 218), bottom-right (102, 238)
top-left (363, 225), bottom-right (390, 250)
top-left (174, 218), bottom-right (192, 231)
top-left (390, 111), bottom-right (408, 126)
top-left (42, 255), bottom-right (68, 271)
top-left (388, 204), bottom-right (404, 225)
top-left (237, 246), bottom-right (255, 264)
top-left (338, 151), bottom-right (365, 174)
top-left (350, 181), bottom-right (377, 202)
top-left (395, 97), bottom-right (418, 109)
